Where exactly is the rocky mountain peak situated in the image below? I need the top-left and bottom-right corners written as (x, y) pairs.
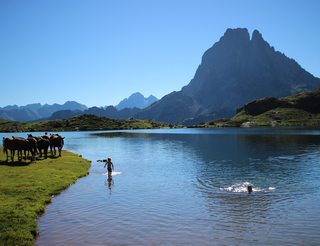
top-left (251, 29), bottom-right (263, 41)
top-left (221, 28), bottom-right (250, 43)
top-left (137, 28), bottom-right (320, 125)
top-left (251, 29), bottom-right (271, 50)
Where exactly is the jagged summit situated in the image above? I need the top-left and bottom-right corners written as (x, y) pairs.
top-left (252, 29), bottom-right (263, 40)
top-left (137, 28), bottom-right (320, 125)
top-left (115, 92), bottom-right (158, 110)
top-left (221, 28), bottom-right (264, 42)
top-left (221, 28), bottom-right (250, 42)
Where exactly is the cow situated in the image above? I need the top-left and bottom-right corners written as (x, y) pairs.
top-left (3, 137), bottom-right (29, 161)
top-left (34, 136), bottom-right (50, 158)
top-left (27, 134), bottom-right (38, 161)
top-left (49, 134), bottom-right (64, 156)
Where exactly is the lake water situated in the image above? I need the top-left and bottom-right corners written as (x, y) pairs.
top-left (2, 128), bottom-right (320, 245)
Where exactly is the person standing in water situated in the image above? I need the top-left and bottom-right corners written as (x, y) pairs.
top-left (104, 158), bottom-right (114, 176)
top-left (97, 157), bottom-right (114, 175)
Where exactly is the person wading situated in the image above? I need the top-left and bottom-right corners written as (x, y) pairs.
top-left (104, 158), bottom-right (114, 175)
top-left (97, 157), bottom-right (115, 177)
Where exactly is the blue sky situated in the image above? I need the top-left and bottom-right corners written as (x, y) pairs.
top-left (0, 0), bottom-right (319, 107)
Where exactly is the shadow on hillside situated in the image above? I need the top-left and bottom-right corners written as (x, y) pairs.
top-left (0, 160), bottom-right (32, 167)
top-left (48, 155), bottom-right (60, 159)
top-left (0, 155), bottom-right (60, 165)
top-left (34, 155), bottom-right (59, 160)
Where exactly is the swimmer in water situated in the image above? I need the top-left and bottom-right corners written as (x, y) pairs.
top-left (247, 185), bottom-right (253, 193)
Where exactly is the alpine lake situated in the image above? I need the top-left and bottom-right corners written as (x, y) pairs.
top-left (2, 128), bottom-right (320, 245)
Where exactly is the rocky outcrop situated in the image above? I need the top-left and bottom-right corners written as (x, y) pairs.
top-left (236, 97), bottom-right (285, 116)
top-left (285, 89), bottom-right (320, 114)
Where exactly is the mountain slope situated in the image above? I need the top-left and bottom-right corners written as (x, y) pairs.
top-left (137, 28), bottom-right (320, 124)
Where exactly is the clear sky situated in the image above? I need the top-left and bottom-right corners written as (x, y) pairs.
top-left (0, 0), bottom-right (319, 107)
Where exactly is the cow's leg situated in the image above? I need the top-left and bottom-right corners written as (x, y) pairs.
top-left (18, 149), bottom-right (22, 161)
top-left (11, 149), bottom-right (15, 162)
top-left (5, 149), bottom-right (9, 162)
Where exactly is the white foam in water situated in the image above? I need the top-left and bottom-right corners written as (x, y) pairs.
top-left (221, 182), bottom-right (252, 193)
top-left (220, 182), bottom-right (274, 193)
top-left (103, 171), bottom-right (122, 176)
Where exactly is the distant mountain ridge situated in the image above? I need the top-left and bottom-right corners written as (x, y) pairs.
top-left (47, 106), bottom-right (141, 121)
top-left (0, 101), bottom-right (87, 122)
top-left (115, 92), bottom-right (158, 110)
top-left (136, 28), bottom-right (320, 124)
top-left (0, 93), bottom-right (155, 122)
top-left (49, 92), bottom-right (155, 121)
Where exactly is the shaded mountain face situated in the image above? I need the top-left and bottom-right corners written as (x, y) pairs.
top-left (115, 92), bottom-right (158, 110)
top-left (137, 28), bottom-right (320, 124)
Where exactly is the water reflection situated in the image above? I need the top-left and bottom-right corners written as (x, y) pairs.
top-left (105, 173), bottom-right (114, 193)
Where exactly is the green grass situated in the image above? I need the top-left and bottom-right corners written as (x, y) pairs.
top-left (0, 149), bottom-right (91, 246)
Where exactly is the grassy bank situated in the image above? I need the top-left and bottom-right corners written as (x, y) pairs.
top-left (0, 149), bottom-right (91, 246)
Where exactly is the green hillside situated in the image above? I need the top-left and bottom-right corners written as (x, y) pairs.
top-left (202, 89), bottom-right (320, 128)
top-left (0, 114), bottom-right (172, 132)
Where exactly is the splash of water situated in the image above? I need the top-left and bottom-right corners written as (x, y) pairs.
top-left (220, 182), bottom-right (275, 193)
top-left (103, 171), bottom-right (122, 176)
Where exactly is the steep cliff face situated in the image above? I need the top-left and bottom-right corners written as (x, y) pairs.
top-left (137, 28), bottom-right (320, 124)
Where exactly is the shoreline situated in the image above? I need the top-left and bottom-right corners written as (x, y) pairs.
top-left (0, 149), bottom-right (91, 246)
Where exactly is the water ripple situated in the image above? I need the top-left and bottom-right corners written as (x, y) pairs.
top-left (34, 130), bottom-right (320, 245)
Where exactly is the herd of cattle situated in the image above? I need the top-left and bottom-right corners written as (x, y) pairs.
top-left (2, 133), bottom-right (65, 162)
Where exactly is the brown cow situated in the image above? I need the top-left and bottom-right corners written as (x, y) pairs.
top-left (27, 134), bottom-right (38, 160)
top-left (34, 136), bottom-right (50, 158)
top-left (3, 137), bottom-right (15, 161)
top-left (49, 134), bottom-right (65, 156)
top-left (3, 137), bottom-right (29, 161)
